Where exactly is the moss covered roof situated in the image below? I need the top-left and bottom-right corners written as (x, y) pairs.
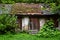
top-left (11, 3), bottom-right (42, 14)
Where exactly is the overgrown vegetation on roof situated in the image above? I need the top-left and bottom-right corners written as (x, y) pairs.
top-left (11, 3), bottom-right (41, 13)
top-left (0, 0), bottom-right (60, 14)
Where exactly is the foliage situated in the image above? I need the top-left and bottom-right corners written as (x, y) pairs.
top-left (0, 33), bottom-right (60, 40)
top-left (37, 19), bottom-right (60, 38)
top-left (0, 0), bottom-right (59, 14)
top-left (13, 0), bottom-right (60, 4)
top-left (0, 0), bottom-right (59, 4)
top-left (49, 3), bottom-right (60, 14)
top-left (53, 5), bottom-right (60, 14)
top-left (1, 0), bottom-right (15, 4)
top-left (49, 3), bottom-right (56, 13)
top-left (0, 14), bottom-right (17, 34)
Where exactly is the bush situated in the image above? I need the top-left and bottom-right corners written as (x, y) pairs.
top-left (37, 19), bottom-right (60, 38)
top-left (1, 0), bottom-right (15, 4)
top-left (0, 0), bottom-right (56, 3)
top-left (0, 14), bottom-right (18, 34)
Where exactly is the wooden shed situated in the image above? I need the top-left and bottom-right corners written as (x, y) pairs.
top-left (11, 3), bottom-right (58, 32)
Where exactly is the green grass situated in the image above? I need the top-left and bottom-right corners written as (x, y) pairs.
top-left (0, 33), bottom-right (60, 40)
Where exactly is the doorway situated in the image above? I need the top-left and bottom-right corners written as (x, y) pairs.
top-left (29, 17), bottom-right (40, 30)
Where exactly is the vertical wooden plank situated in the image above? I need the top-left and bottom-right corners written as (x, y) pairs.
top-left (18, 17), bottom-right (22, 30)
top-left (54, 18), bottom-right (58, 27)
top-left (20, 18), bottom-right (22, 30)
top-left (30, 17), bottom-right (40, 30)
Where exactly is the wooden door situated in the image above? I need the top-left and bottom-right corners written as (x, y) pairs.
top-left (29, 18), bottom-right (40, 30)
top-left (18, 18), bottom-right (22, 30)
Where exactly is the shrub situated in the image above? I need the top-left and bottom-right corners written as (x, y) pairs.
top-left (0, 14), bottom-right (18, 34)
top-left (37, 19), bottom-right (60, 38)
top-left (1, 0), bottom-right (15, 4)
